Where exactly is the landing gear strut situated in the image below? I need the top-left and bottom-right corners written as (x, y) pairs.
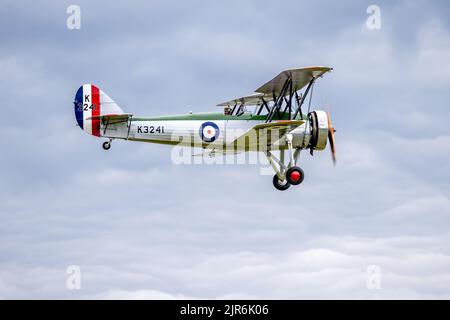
top-left (102, 139), bottom-right (112, 150)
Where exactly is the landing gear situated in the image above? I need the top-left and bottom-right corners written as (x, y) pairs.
top-left (102, 139), bottom-right (112, 150)
top-left (102, 141), bottom-right (111, 150)
top-left (286, 166), bottom-right (304, 185)
top-left (265, 134), bottom-right (305, 191)
top-left (272, 175), bottom-right (290, 191)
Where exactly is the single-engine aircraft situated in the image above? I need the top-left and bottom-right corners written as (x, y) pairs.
top-left (73, 66), bottom-right (336, 191)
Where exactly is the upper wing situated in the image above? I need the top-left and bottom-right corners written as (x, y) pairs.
top-left (217, 66), bottom-right (332, 107)
top-left (217, 93), bottom-right (273, 107)
top-left (87, 113), bottom-right (132, 124)
top-left (255, 66), bottom-right (332, 95)
top-left (227, 120), bottom-right (305, 150)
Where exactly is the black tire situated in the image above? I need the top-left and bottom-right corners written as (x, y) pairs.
top-left (286, 166), bottom-right (305, 185)
top-left (272, 174), bottom-right (290, 191)
top-left (102, 141), bottom-right (111, 150)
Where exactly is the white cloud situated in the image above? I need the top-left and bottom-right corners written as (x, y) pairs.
top-left (93, 289), bottom-right (192, 300)
top-left (415, 20), bottom-right (450, 82)
top-left (1, 0), bottom-right (450, 300)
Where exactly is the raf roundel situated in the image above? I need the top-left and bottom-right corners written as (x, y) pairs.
top-left (199, 121), bottom-right (220, 143)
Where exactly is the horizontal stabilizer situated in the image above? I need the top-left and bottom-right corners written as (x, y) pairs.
top-left (87, 113), bottom-right (132, 124)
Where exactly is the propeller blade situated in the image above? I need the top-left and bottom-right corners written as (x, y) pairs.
top-left (327, 112), bottom-right (337, 166)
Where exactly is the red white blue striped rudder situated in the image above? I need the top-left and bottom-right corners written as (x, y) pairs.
top-left (74, 84), bottom-right (124, 137)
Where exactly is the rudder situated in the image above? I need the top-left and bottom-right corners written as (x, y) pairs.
top-left (74, 84), bottom-right (124, 137)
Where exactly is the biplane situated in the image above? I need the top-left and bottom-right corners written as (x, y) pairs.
top-left (74, 66), bottom-right (336, 190)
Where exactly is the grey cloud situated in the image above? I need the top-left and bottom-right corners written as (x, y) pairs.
top-left (0, 0), bottom-right (450, 299)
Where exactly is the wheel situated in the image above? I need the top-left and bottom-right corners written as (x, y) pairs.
top-left (286, 166), bottom-right (304, 185)
top-left (102, 141), bottom-right (111, 150)
top-left (272, 174), bottom-right (290, 191)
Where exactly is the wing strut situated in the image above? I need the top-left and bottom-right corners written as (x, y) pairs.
top-left (266, 77), bottom-right (292, 123)
top-left (256, 98), bottom-right (271, 115)
top-left (292, 78), bottom-right (315, 120)
top-left (218, 67), bottom-right (332, 122)
top-left (295, 92), bottom-right (303, 119)
top-left (264, 76), bottom-right (316, 123)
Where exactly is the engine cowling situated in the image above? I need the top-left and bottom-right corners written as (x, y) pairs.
top-left (291, 110), bottom-right (329, 150)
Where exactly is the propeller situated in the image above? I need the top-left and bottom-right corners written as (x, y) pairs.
top-left (326, 112), bottom-right (337, 166)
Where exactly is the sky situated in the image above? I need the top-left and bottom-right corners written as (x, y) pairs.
top-left (0, 0), bottom-right (450, 299)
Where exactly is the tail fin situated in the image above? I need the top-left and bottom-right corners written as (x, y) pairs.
top-left (74, 84), bottom-right (124, 136)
